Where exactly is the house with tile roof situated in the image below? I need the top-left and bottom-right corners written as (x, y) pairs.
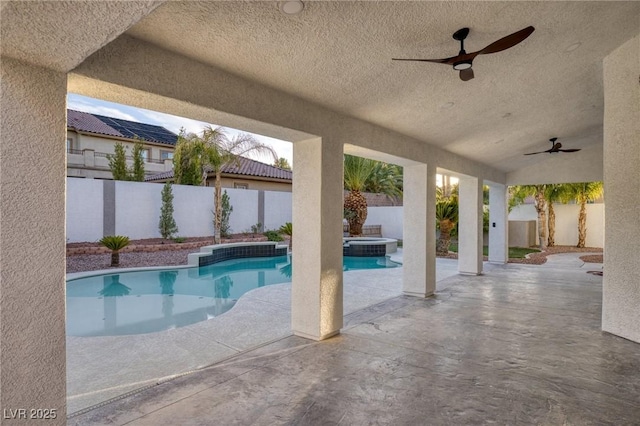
top-left (66, 109), bottom-right (177, 179)
top-left (67, 109), bottom-right (293, 191)
top-left (145, 156), bottom-right (293, 192)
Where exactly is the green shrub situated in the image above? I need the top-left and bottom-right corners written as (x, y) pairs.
top-left (263, 230), bottom-right (283, 242)
top-left (172, 236), bottom-right (186, 243)
top-left (159, 182), bottom-right (179, 239)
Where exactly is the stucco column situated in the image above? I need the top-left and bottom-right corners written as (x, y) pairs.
top-left (291, 137), bottom-right (343, 340)
top-left (1, 59), bottom-right (67, 420)
top-left (403, 164), bottom-right (436, 297)
top-left (458, 177), bottom-right (483, 275)
top-left (488, 183), bottom-right (508, 264)
top-left (602, 34), bottom-right (640, 344)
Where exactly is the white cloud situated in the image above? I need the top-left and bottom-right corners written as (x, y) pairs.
top-left (136, 109), bottom-right (211, 135)
top-left (67, 101), bottom-right (139, 122)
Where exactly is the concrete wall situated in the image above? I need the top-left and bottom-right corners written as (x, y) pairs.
top-left (1, 58), bottom-right (68, 420)
top-left (602, 35), bottom-right (640, 343)
top-left (66, 178), bottom-right (290, 241)
top-left (366, 207), bottom-right (403, 240)
top-left (66, 178), bottom-right (104, 242)
top-left (264, 191), bottom-right (293, 231)
top-left (509, 203), bottom-right (604, 248)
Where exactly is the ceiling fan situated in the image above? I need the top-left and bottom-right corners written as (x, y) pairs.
top-left (392, 26), bottom-right (535, 81)
top-left (524, 137), bottom-right (581, 155)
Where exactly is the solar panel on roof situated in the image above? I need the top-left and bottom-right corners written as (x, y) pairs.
top-left (92, 114), bottom-right (177, 146)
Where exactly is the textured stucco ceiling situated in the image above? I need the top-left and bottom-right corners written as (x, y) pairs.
top-left (0, 1), bottom-right (163, 72)
top-left (124, 1), bottom-right (639, 173)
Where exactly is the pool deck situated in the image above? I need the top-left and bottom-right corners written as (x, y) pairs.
top-left (67, 250), bottom-right (425, 413)
top-left (67, 251), bottom-right (612, 420)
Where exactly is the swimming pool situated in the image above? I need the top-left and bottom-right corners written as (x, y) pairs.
top-left (66, 255), bottom-right (398, 337)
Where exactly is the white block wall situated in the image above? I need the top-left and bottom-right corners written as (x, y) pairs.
top-left (509, 203), bottom-right (604, 248)
top-left (365, 206), bottom-right (403, 239)
top-left (66, 178), bottom-right (103, 243)
top-left (115, 180), bottom-right (163, 239)
top-left (66, 178), bottom-right (603, 248)
top-left (264, 191), bottom-right (293, 231)
top-left (172, 183), bottom-right (215, 237)
top-left (224, 188), bottom-right (259, 234)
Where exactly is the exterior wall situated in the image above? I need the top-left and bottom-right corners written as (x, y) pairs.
top-left (509, 203), bottom-right (604, 248)
top-left (66, 178), bottom-right (104, 242)
top-left (66, 179), bottom-right (289, 242)
top-left (224, 188), bottom-right (260, 234)
top-left (217, 176), bottom-right (291, 192)
top-left (602, 35), bottom-right (640, 343)
top-left (263, 191), bottom-right (293, 230)
top-left (66, 130), bottom-right (173, 178)
top-left (365, 207), bottom-right (403, 240)
top-left (115, 180), bottom-right (164, 239)
top-left (1, 58), bottom-right (68, 420)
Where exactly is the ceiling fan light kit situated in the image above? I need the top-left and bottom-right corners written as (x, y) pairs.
top-left (393, 26), bottom-right (535, 81)
top-left (453, 60), bottom-right (472, 70)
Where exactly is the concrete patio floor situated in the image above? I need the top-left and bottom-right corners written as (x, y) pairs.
top-left (69, 253), bottom-right (640, 425)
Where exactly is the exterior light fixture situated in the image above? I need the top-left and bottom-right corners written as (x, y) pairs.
top-left (279, 1), bottom-right (304, 15)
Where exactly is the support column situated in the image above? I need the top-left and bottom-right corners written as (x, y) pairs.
top-left (1, 59), bottom-right (68, 419)
top-left (291, 137), bottom-right (343, 340)
top-left (602, 34), bottom-right (640, 344)
top-left (458, 177), bottom-right (483, 275)
top-left (488, 183), bottom-right (509, 264)
top-left (403, 164), bottom-right (436, 297)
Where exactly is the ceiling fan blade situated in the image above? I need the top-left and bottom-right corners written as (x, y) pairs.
top-left (392, 56), bottom-right (458, 65)
top-left (558, 149), bottom-right (581, 153)
top-left (460, 67), bottom-right (474, 81)
top-left (476, 26), bottom-right (535, 55)
top-left (524, 151), bottom-right (545, 155)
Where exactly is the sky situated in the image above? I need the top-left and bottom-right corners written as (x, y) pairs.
top-left (67, 94), bottom-right (293, 166)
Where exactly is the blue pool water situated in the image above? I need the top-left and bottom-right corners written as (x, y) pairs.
top-left (67, 255), bottom-right (398, 337)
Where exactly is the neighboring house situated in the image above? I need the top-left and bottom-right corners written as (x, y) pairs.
top-left (66, 109), bottom-right (177, 179)
top-left (145, 157), bottom-right (293, 192)
top-left (67, 109), bottom-right (294, 191)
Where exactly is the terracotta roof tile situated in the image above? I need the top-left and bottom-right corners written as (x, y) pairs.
top-left (145, 157), bottom-right (292, 182)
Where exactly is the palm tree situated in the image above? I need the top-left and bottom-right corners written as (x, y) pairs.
top-left (99, 235), bottom-right (130, 266)
top-left (364, 162), bottom-right (403, 197)
top-left (343, 155), bottom-right (377, 236)
top-left (436, 193), bottom-right (458, 255)
top-left (174, 126), bottom-right (277, 244)
top-left (564, 181), bottom-right (604, 248)
top-left (279, 222), bottom-right (293, 251)
top-left (544, 184), bottom-right (572, 247)
top-left (510, 185), bottom-right (548, 249)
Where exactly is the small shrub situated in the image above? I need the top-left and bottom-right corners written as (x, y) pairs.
top-left (99, 235), bottom-right (130, 266)
top-left (251, 222), bottom-right (263, 234)
top-left (159, 182), bottom-right (179, 240)
top-left (212, 190), bottom-right (233, 238)
top-left (172, 236), bottom-right (186, 243)
top-left (278, 222), bottom-right (292, 237)
top-left (263, 230), bottom-right (283, 242)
